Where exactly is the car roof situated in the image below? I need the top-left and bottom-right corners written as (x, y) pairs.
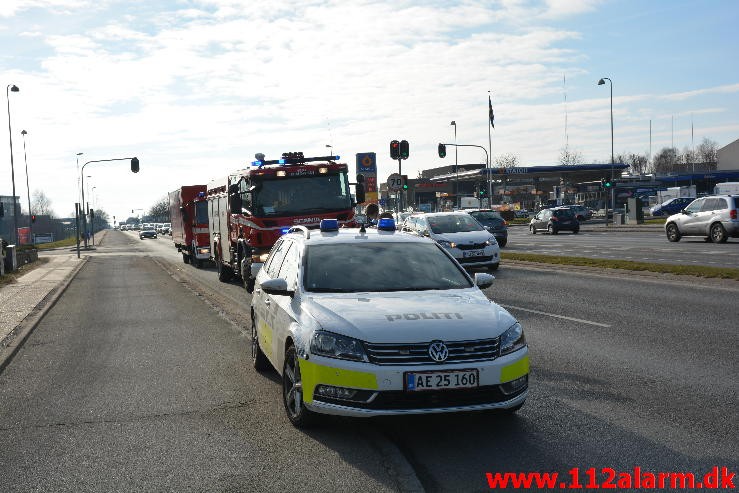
top-left (282, 227), bottom-right (434, 246)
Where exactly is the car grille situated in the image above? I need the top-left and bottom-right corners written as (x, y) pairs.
top-left (365, 338), bottom-right (499, 365)
top-left (456, 242), bottom-right (488, 250)
top-left (322, 384), bottom-right (525, 410)
top-left (458, 255), bottom-right (494, 264)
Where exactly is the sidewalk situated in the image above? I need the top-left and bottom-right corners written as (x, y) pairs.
top-left (0, 231), bottom-right (108, 357)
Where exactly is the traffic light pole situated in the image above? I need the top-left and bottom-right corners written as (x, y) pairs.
top-left (397, 157), bottom-right (403, 213)
top-left (439, 143), bottom-right (489, 208)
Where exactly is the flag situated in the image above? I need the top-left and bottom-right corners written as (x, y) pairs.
top-left (488, 95), bottom-right (495, 129)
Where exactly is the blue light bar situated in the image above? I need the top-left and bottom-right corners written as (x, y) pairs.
top-left (334, 155), bottom-right (340, 160)
top-left (320, 219), bottom-right (339, 232)
top-left (251, 160), bottom-right (262, 166)
top-left (377, 218), bottom-right (395, 231)
top-left (278, 159), bottom-right (286, 164)
top-left (280, 227), bottom-right (291, 235)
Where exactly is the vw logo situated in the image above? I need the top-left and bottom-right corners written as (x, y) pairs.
top-left (428, 341), bottom-right (449, 362)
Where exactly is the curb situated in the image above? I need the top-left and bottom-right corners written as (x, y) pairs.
top-left (0, 256), bottom-right (88, 372)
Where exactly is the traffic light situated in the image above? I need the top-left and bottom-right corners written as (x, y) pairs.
top-left (401, 175), bottom-right (408, 190)
top-left (399, 140), bottom-right (409, 160)
top-left (131, 157), bottom-right (140, 173)
top-left (438, 143), bottom-right (446, 158)
top-left (31, 214), bottom-right (36, 223)
top-left (390, 140), bottom-right (400, 160)
top-left (601, 178), bottom-right (613, 188)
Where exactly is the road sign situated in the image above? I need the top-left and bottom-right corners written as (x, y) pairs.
top-left (387, 173), bottom-right (402, 191)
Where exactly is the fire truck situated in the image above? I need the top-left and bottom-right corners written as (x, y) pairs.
top-left (169, 185), bottom-right (211, 267)
top-left (207, 152), bottom-right (365, 291)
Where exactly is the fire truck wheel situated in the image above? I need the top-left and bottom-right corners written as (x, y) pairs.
top-left (217, 256), bottom-right (233, 282)
top-left (182, 252), bottom-right (190, 264)
top-left (195, 259), bottom-right (203, 268)
top-left (244, 276), bottom-right (255, 293)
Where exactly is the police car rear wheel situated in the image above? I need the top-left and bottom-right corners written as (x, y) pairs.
top-left (282, 345), bottom-right (315, 427)
top-left (251, 312), bottom-right (269, 371)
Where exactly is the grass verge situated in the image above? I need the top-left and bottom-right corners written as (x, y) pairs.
top-left (501, 252), bottom-right (739, 280)
top-left (0, 257), bottom-right (51, 287)
top-left (35, 237), bottom-right (79, 250)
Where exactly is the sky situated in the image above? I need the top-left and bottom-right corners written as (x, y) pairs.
top-left (2, 0), bottom-right (738, 222)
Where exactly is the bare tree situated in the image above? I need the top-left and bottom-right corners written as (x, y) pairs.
top-left (696, 137), bottom-right (718, 165)
top-left (31, 189), bottom-right (54, 217)
top-left (616, 152), bottom-right (649, 175)
top-left (558, 146), bottom-right (582, 166)
top-left (148, 196), bottom-right (170, 222)
top-left (494, 153), bottom-right (520, 169)
top-left (652, 147), bottom-right (678, 174)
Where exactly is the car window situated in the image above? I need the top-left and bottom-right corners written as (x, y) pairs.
top-left (684, 199), bottom-right (703, 213)
top-left (553, 210), bottom-right (574, 218)
top-left (427, 215), bottom-right (484, 233)
top-left (469, 211), bottom-right (503, 221)
top-left (303, 242), bottom-right (472, 292)
top-left (701, 198), bottom-right (719, 212)
top-left (277, 241), bottom-right (300, 289)
top-left (714, 198), bottom-right (728, 210)
top-left (265, 240), bottom-right (290, 278)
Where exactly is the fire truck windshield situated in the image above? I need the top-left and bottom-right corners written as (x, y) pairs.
top-left (195, 201), bottom-right (208, 224)
top-left (253, 172), bottom-right (351, 217)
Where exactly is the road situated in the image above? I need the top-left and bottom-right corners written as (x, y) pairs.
top-left (506, 224), bottom-right (739, 269)
top-left (1, 230), bottom-right (737, 492)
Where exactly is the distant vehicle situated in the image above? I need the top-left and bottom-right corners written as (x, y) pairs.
top-left (713, 182), bottom-right (739, 195)
top-left (514, 209), bottom-right (530, 219)
top-left (563, 205), bottom-right (593, 221)
top-left (650, 197), bottom-right (695, 217)
top-left (139, 228), bottom-right (158, 240)
top-left (465, 209), bottom-right (508, 247)
top-left (251, 219), bottom-right (528, 427)
top-left (133, 224), bottom-right (142, 231)
top-left (529, 207), bottom-right (579, 234)
top-left (401, 211), bottom-right (500, 270)
top-left (664, 195), bottom-right (739, 243)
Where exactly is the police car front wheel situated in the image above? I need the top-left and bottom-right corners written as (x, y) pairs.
top-left (282, 345), bottom-right (316, 427)
top-left (251, 312), bottom-right (269, 371)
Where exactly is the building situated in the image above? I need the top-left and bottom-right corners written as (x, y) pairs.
top-left (718, 138), bottom-right (739, 170)
top-left (0, 195), bottom-right (21, 244)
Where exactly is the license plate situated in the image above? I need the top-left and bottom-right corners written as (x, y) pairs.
top-left (463, 249), bottom-right (485, 258)
top-left (405, 369), bottom-right (479, 391)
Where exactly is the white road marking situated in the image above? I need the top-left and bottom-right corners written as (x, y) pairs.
top-left (499, 304), bottom-right (612, 328)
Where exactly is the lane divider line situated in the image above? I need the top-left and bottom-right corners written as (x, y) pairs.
top-left (499, 304), bottom-right (612, 328)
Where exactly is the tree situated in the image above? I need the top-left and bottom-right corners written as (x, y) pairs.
top-left (494, 153), bottom-right (520, 169)
top-left (615, 152), bottom-right (649, 175)
top-left (558, 146), bottom-right (582, 166)
top-left (148, 196), bottom-right (170, 222)
top-left (31, 189), bottom-right (54, 217)
top-left (696, 137), bottom-right (718, 166)
top-left (652, 147), bottom-right (678, 174)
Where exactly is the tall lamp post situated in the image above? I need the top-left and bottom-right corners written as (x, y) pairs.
top-left (6, 84), bottom-right (20, 244)
top-left (21, 129), bottom-right (32, 244)
top-left (598, 77), bottom-right (614, 223)
top-left (450, 121), bottom-right (457, 209)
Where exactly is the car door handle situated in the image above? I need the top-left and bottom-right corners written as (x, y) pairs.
top-left (264, 299), bottom-right (271, 306)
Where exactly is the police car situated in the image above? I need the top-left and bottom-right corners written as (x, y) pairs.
top-left (250, 218), bottom-right (529, 427)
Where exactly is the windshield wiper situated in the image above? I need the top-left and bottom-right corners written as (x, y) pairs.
top-left (306, 287), bottom-right (356, 293)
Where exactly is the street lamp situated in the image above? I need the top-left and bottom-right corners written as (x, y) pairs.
top-left (325, 144), bottom-right (333, 156)
top-left (598, 77), bottom-right (614, 222)
top-left (21, 129), bottom-right (32, 244)
top-left (6, 84), bottom-right (19, 244)
top-left (450, 120), bottom-right (457, 209)
top-left (76, 152), bottom-right (83, 205)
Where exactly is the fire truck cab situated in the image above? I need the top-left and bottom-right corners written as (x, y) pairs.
top-left (207, 152), bottom-right (364, 291)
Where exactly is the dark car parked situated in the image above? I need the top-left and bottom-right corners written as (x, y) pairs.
top-left (530, 207), bottom-right (579, 234)
top-left (650, 197), bottom-right (695, 217)
top-left (465, 209), bottom-right (508, 247)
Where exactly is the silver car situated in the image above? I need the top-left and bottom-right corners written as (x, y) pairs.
top-left (664, 195), bottom-right (739, 243)
top-left (402, 212), bottom-right (500, 270)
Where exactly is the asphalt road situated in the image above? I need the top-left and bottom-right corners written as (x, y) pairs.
top-left (1, 230), bottom-right (737, 492)
top-left (507, 225), bottom-right (739, 269)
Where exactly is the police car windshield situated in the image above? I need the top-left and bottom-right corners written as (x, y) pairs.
top-left (303, 242), bottom-right (472, 292)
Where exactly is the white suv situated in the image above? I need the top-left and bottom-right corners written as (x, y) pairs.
top-left (665, 195), bottom-right (739, 243)
top-left (250, 219), bottom-right (528, 427)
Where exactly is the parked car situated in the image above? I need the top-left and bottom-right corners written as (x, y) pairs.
top-left (465, 209), bottom-right (508, 247)
top-left (529, 207), bottom-right (579, 234)
top-left (664, 195), bottom-right (739, 243)
top-left (139, 228), bottom-right (158, 239)
top-left (650, 197), bottom-right (695, 217)
top-left (401, 212), bottom-right (500, 270)
top-left (251, 219), bottom-right (528, 427)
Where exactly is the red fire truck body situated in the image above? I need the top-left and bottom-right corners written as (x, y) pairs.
top-left (207, 154), bottom-right (358, 290)
top-left (169, 185), bottom-right (211, 267)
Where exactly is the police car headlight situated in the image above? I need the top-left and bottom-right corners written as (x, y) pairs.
top-left (310, 331), bottom-right (369, 362)
top-left (485, 236), bottom-right (497, 245)
top-left (437, 240), bottom-right (456, 249)
top-left (500, 322), bottom-right (526, 356)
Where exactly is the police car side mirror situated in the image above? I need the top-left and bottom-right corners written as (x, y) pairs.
top-left (474, 272), bottom-right (494, 289)
top-left (261, 277), bottom-right (293, 296)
